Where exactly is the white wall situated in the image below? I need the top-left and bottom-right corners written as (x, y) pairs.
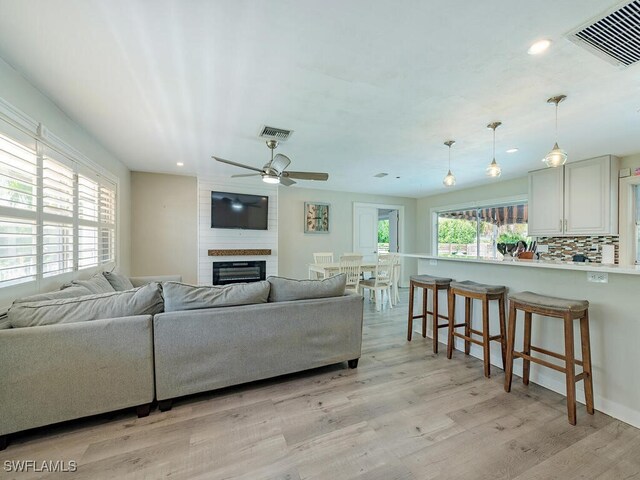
top-left (131, 172), bottom-right (198, 283)
top-left (278, 187), bottom-right (417, 281)
top-left (198, 178), bottom-right (278, 284)
top-left (0, 57), bottom-right (132, 275)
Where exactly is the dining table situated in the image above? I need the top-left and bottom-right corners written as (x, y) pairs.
top-left (307, 261), bottom-right (377, 279)
top-left (307, 261), bottom-right (401, 305)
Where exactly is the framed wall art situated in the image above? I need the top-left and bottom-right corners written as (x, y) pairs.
top-left (304, 202), bottom-right (330, 234)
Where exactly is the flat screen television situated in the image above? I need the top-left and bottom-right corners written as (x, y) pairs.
top-left (211, 191), bottom-right (269, 230)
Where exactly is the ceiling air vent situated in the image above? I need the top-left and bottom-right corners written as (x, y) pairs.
top-left (258, 125), bottom-right (293, 142)
top-left (569, 0), bottom-right (640, 67)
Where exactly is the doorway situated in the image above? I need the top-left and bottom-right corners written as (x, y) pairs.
top-left (353, 202), bottom-right (405, 286)
top-left (377, 208), bottom-right (399, 254)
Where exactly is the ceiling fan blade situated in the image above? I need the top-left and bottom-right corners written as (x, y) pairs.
top-left (279, 176), bottom-right (297, 186)
top-left (270, 154), bottom-right (291, 175)
top-left (212, 156), bottom-right (264, 173)
top-left (231, 173), bottom-right (261, 178)
top-left (283, 171), bottom-right (329, 181)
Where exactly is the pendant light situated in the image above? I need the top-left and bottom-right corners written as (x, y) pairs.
top-left (543, 95), bottom-right (567, 168)
top-left (486, 122), bottom-right (502, 178)
top-left (442, 140), bottom-right (456, 187)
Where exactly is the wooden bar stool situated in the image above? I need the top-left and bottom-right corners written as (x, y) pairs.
top-left (504, 292), bottom-right (594, 425)
top-left (447, 280), bottom-right (507, 378)
top-left (407, 274), bottom-right (452, 353)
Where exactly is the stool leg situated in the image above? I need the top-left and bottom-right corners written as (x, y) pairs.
top-left (580, 311), bottom-right (595, 415)
top-left (482, 297), bottom-right (491, 378)
top-left (447, 290), bottom-right (456, 359)
top-left (504, 301), bottom-right (517, 392)
top-left (407, 284), bottom-right (414, 341)
top-left (564, 313), bottom-right (577, 426)
top-left (498, 294), bottom-right (507, 369)
top-left (432, 287), bottom-right (439, 354)
top-left (522, 311), bottom-right (532, 385)
top-left (422, 287), bottom-right (428, 338)
top-left (464, 297), bottom-right (471, 355)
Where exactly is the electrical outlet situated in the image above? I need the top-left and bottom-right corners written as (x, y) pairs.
top-left (537, 244), bottom-right (549, 253)
top-left (587, 271), bottom-right (608, 283)
top-left (429, 259), bottom-right (437, 266)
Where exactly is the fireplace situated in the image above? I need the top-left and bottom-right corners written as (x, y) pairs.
top-left (212, 261), bottom-right (266, 285)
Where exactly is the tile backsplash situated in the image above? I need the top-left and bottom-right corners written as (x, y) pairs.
top-left (535, 236), bottom-right (619, 264)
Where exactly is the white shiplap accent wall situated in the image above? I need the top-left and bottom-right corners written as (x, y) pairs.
top-left (197, 177), bottom-right (278, 284)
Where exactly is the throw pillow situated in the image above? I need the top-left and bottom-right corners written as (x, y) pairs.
top-left (12, 286), bottom-right (92, 304)
top-left (102, 271), bottom-right (134, 291)
top-left (8, 283), bottom-right (164, 329)
top-left (267, 274), bottom-right (347, 302)
top-left (61, 274), bottom-right (115, 294)
top-left (162, 281), bottom-right (270, 312)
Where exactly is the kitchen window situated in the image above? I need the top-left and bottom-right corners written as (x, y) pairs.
top-left (436, 202), bottom-right (528, 259)
top-left (0, 117), bottom-right (118, 290)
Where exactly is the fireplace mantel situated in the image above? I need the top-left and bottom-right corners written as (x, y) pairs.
top-left (208, 249), bottom-right (272, 257)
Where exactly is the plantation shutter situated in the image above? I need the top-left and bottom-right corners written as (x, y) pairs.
top-left (77, 169), bottom-right (99, 269)
top-left (0, 123), bottom-right (38, 287)
top-left (41, 149), bottom-right (75, 277)
top-left (99, 178), bottom-right (116, 264)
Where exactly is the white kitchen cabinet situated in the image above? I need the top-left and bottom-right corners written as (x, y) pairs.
top-left (564, 156), bottom-right (619, 235)
top-left (528, 166), bottom-right (564, 236)
top-left (528, 155), bottom-right (619, 237)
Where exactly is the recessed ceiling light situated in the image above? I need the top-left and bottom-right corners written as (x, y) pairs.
top-left (528, 39), bottom-right (552, 55)
top-left (176, 162), bottom-right (184, 166)
top-left (506, 148), bottom-right (519, 153)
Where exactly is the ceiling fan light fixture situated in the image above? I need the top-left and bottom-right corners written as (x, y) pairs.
top-left (442, 140), bottom-right (456, 187)
top-left (544, 95), bottom-right (568, 168)
top-left (262, 174), bottom-right (280, 184)
top-left (486, 122), bottom-right (502, 178)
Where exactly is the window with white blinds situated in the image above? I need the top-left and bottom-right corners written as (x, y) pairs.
top-left (0, 126), bottom-right (38, 287)
top-left (99, 181), bottom-right (116, 264)
top-left (78, 173), bottom-right (99, 269)
top-left (0, 119), bottom-right (118, 289)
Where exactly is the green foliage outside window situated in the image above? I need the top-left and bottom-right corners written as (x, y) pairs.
top-left (438, 219), bottom-right (476, 244)
top-left (497, 231), bottom-right (527, 244)
top-left (378, 219), bottom-right (389, 243)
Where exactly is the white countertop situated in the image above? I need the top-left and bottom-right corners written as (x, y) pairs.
top-left (398, 253), bottom-right (640, 276)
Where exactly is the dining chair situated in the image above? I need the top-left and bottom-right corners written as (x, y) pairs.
top-left (339, 254), bottom-right (363, 294)
top-left (312, 252), bottom-right (334, 279)
top-left (386, 253), bottom-right (401, 305)
top-left (358, 254), bottom-right (394, 311)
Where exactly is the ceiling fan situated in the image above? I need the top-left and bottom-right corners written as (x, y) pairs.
top-left (212, 140), bottom-right (329, 186)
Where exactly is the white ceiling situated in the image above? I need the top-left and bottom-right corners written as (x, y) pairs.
top-left (0, 0), bottom-right (638, 197)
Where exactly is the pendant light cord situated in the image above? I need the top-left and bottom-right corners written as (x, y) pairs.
top-left (555, 101), bottom-right (559, 144)
top-left (448, 144), bottom-right (451, 170)
top-left (492, 125), bottom-right (496, 160)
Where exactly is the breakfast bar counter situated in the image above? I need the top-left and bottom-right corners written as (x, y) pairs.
top-left (398, 253), bottom-right (640, 428)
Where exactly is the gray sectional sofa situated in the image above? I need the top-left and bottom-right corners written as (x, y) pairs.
top-left (0, 273), bottom-right (364, 449)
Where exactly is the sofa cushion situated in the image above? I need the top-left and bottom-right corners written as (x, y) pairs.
top-left (102, 271), bottom-right (134, 291)
top-left (162, 281), bottom-right (270, 312)
top-left (267, 274), bottom-right (347, 302)
top-left (62, 274), bottom-right (115, 294)
top-left (8, 283), bottom-right (164, 329)
top-left (12, 286), bottom-right (93, 304)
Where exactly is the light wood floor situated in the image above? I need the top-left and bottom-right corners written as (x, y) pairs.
top-left (2, 291), bottom-right (640, 480)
